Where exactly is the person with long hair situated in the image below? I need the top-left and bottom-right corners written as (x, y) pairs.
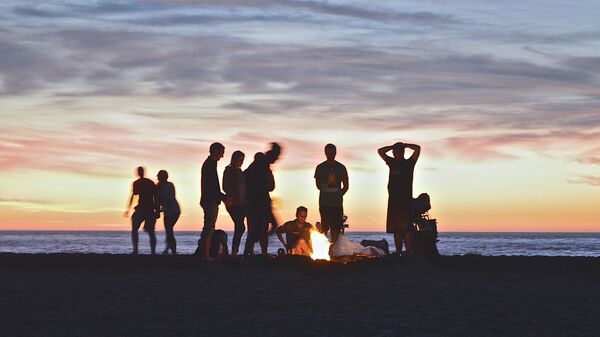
top-left (156, 170), bottom-right (181, 255)
top-left (378, 142), bottom-right (421, 255)
top-left (223, 150), bottom-right (246, 256)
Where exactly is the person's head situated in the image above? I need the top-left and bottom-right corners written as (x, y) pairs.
top-left (209, 142), bottom-right (225, 161)
top-left (230, 150), bottom-right (245, 168)
top-left (392, 142), bottom-right (405, 160)
top-left (324, 143), bottom-right (336, 161)
top-left (157, 170), bottom-right (168, 183)
top-left (296, 206), bottom-right (308, 224)
top-left (265, 142), bottom-right (282, 164)
top-left (137, 166), bottom-right (145, 178)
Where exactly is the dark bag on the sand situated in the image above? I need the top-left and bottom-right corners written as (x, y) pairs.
top-left (413, 219), bottom-right (440, 257)
top-left (360, 239), bottom-right (390, 255)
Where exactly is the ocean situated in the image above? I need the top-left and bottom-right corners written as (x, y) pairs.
top-left (1, 231), bottom-right (599, 256)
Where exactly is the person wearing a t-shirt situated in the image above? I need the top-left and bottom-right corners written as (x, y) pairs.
top-left (378, 142), bottom-right (421, 255)
top-left (276, 206), bottom-right (314, 256)
top-left (199, 142), bottom-right (226, 260)
top-left (314, 143), bottom-right (348, 244)
top-left (125, 166), bottom-right (160, 255)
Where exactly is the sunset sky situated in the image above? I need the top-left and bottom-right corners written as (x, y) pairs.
top-left (1, 1), bottom-right (599, 232)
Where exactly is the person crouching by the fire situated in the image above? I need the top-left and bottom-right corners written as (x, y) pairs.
top-left (276, 206), bottom-right (314, 256)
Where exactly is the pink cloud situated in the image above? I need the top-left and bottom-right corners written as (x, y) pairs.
top-left (439, 131), bottom-right (600, 162)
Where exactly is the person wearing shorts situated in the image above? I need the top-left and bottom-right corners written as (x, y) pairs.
top-left (314, 144), bottom-right (348, 244)
top-left (125, 166), bottom-right (159, 255)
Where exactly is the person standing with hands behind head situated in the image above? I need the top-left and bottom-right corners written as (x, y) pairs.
top-left (314, 143), bottom-right (348, 244)
top-left (124, 166), bottom-right (160, 255)
top-left (199, 142), bottom-right (226, 261)
top-left (156, 170), bottom-right (180, 255)
top-left (223, 150), bottom-right (246, 256)
top-left (378, 142), bottom-right (420, 256)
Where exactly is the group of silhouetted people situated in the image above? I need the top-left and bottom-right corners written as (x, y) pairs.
top-left (125, 140), bottom-right (420, 257)
top-left (124, 167), bottom-right (180, 255)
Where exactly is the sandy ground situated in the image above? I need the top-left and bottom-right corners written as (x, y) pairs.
top-left (0, 254), bottom-right (599, 337)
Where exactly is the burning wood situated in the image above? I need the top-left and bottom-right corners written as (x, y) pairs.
top-left (309, 229), bottom-right (331, 261)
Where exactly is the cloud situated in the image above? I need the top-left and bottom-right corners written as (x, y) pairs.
top-left (569, 176), bottom-right (600, 187)
top-left (576, 148), bottom-right (600, 166)
top-left (438, 131), bottom-right (600, 162)
top-left (565, 56), bottom-right (600, 75)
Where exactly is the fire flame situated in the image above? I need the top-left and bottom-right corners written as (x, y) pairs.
top-left (309, 229), bottom-right (331, 261)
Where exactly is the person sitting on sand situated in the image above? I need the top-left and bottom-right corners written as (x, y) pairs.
top-left (195, 229), bottom-right (229, 260)
top-left (276, 206), bottom-right (314, 257)
top-left (124, 166), bottom-right (160, 255)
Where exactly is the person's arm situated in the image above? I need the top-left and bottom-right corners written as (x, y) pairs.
top-left (221, 235), bottom-right (229, 257)
top-left (267, 167), bottom-right (275, 192)
top-left (404, 143), bottom-right (421, 162)
top-left (314, 166), bottom-right (321, 190)
top-left (153, 184), bottom-right (160, 219)
top-left (378, 145), bottom-right (394, 161)
top-left (124, 190), bottom-right (134, 217)
top-left (222, 168), bottom-right (231, 196)
top-left (275, 225), bottom-right (287, 251)
top-left (341, 167), bottom-right (349, 196)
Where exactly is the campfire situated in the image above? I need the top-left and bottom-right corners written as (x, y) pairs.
top-left (309, 229), bottom-right (331, 261)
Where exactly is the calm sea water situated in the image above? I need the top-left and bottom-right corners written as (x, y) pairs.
top-left (0, 231), bottom-right (599, 256)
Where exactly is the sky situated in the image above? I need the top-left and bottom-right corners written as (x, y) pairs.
top-left (0, 0), bottom-right (599, 232)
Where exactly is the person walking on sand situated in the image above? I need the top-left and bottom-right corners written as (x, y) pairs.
top-left (378, 142), bottom-right (421, 255)
top-left (125, 166), bottom-right (160, 255)
top-left (199, 142), bottom-right (226, 260)
top-left (223, 150), bottom-right (246, 256)
top-left (314, 143), bottom-right (348, 244)
top-left (156, 170), bottom-right (181, 255)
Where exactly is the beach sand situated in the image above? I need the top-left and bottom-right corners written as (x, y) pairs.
top-left (1, 254), bottom-right (598, 337)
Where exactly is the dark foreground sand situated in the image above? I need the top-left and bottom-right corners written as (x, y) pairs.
top-left (1, 254), bottom-right (599, 337)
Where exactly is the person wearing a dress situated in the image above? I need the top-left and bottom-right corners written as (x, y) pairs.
top-left (378, 142), bottom-right (421, 255)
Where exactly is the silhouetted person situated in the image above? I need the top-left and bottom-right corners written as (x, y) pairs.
top-left (156, 170), bottom-right (180, 255)
top-left (314, 144), bottom-right (348, 244)
top-left (243, 143), bottom-right (281, 256)
top-left (199, 142), bottom-right (226, 261)
top-left (276, 206), bottom-right (314, 256)
top-left (223, 150), bottom-right (246, 256)
top-left (378, 142), bottom-right (421, 255)
top-left (124, 166), bottom-right (159, 255)
top-left (195, 229), bottom-right (229, 260)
